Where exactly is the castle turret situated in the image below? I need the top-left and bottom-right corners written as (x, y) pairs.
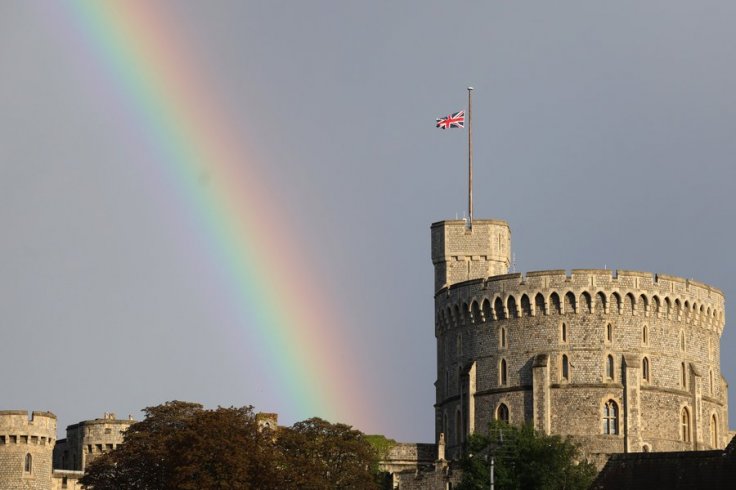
top-left (0, 410), bottom-right (56, 490)
top-left (431, 219), bottom-right (511, 293)
top-left (54, 412), bottom-right (134, 472)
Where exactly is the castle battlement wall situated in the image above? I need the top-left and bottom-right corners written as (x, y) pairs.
top-left (0, 411), bottom-right (56, 490)
top-left (54, 412), bottom-right (134, 472)
top-left (436, 269), bottom-right (725, 336)
top-left (431, 219), bottom-right (729, 464)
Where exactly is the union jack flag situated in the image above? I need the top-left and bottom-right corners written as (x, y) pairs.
top-left (436, 110), bottom-right (465, 129)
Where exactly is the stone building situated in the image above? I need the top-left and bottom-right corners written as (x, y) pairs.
top-left (432, 218), bottom-right (729, 463)
top-left (0, 411), bottom-right (56, 490)
top-left (53, 412), bottom-right (134, 472)
top-left (0, 410), bottom-right (133, 490)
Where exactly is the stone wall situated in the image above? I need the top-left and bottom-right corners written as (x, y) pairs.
top-left (431, 219), bottom-right (511, 293)
top-left (434, 268), bottom-right (728, 460)
top-left (0, 411), bottom-right (56, 490)
top-left (54, 412), bottom-right (134, 471)
top-left (379, 442), bottom-right (436, 474)
top-left (51, 470), bottom-right (83, 490)
top-left (432, 220), bottom-right (728, 462)
top-left (390, 461), bottom-right (461, 490)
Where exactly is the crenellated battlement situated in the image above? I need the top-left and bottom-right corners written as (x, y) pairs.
top-left (0, 411), bottom-right (56, 443)
top-left (435, 269), bottom-right (725, 335)
top-left (0, 410), bottom-right (56, 490)
top-left (432, 219), bottom-right (729, 460)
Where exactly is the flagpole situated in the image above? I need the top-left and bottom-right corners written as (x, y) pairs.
top-left (467, 86), bottom-right (474, 229)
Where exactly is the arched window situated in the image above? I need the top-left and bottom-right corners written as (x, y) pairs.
top-left (606, 323), bottom-right (612, 343)
top-left (606, 355), bottom-right (614, 380)
top-left (681, 362), bottom-right (687, 388)
top-left (561, 354), bottom-right (569, 381)
top-left (496, 403), bottom-right (509, 423)
top-left (602, 400), bottom-right (619, 435)
top-left (642, 325), bottom-right (648, 344)
top-left (561, 322), bottom-right (567, 343)
top-left (642, 357), bottom-right (650, 382)
top-left (711, 414), bottom-right (718, 448)
top-left (24, 453), bottom-right (32, 473)
top-left (499, 358), bottom-right (508, 386)
top-left (681, 407), bottom-right (691, 442)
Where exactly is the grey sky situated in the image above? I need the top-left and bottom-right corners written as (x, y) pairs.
top-left (1, 1), bottom-right (735, 442)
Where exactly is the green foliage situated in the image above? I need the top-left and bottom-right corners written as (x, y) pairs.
top-left (457, 421), bottom-right (598, 490)
top-left (80, 401), bottom-right (384, 490)
top-left (364, 434), bottom-right (397, 460)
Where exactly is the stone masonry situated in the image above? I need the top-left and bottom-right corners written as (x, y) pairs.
top-left (0, 411), bottom-right (56, 490)
top-left (432, 219), bottom-right (729, 463)
top-left (53, 412), bottom-right (134, 472)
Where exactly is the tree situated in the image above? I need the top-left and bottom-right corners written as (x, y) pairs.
top-left (457, 421), bottom-right (597, 490)
top-left (81, 401), bottom-right (386, 490)
top-left (80, 401), bottom-right (285, 490)
top-left (276, 417), bottom-right (382, 489)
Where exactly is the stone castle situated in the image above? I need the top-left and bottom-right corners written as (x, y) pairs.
top-left (432, 218), bottom-right (729, 463)
top-left (1, 216), bottom-right (731, 489)
top-left (0, 411), bottom-right (132, 490)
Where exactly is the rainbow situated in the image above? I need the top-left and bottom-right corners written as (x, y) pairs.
top-left (57, 1), bottom-right (370, 428)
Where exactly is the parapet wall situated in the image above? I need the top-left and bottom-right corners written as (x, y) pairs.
top-left (435, 269), bottom-right (728, 459)
top-left (436, 269), bottom-right (725, 335)
top-left (379, 443), bottom-right (437, 475)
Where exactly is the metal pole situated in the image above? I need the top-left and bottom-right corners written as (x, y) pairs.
top-left (490, 455), bottom-right (495, 490)
top-left (467, 87), bottom-right (474, 228)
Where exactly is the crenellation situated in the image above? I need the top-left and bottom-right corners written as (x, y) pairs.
top-left (0, 411), bottom-right (56, 490)
top-left (432, 219), bottom-right (729, 463)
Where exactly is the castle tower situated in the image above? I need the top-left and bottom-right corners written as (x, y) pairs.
top-left (53, 412), bottom-right (134, 472)
top-left (0, 410), bottom-right (56, 490)
top-left (431, 218), bottom-right (728, 464)
top-left (430, 219), bottom-right (511, 293)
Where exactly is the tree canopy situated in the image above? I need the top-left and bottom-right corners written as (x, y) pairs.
top-left (80, 401), bottom-right (383, 490)
top-left (276, 417), bottom-right (383, 489)
top-left (457, 421), bottom-right (597, 490)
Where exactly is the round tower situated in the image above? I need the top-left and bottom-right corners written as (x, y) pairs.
top-left (432, 220), bottom-right (729, 464)
top-left (0, 410), bottom-right (56, 490)
top-left (55, 412), bottom-right (134, 471)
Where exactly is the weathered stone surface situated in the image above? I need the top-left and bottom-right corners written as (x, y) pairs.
top-left (432, 219), bottom-right (729, 462)
top-left (0, 411), bottom-right (56, 490)
top-left (53, 412), bottom-right (134, 472)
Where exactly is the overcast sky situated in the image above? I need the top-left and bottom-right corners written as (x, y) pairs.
top-left (2, 1), bottom-right (736, 442)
